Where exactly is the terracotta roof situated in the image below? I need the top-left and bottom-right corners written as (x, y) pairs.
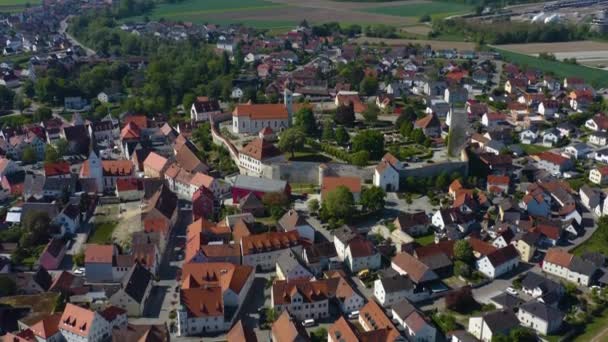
top-left (241, 230), bottom-right (300, 255)
top-left (29, 313), bottom-right (61, 339)
top-left (120, 122), bottom-right (141, 140)
top-left (414, 114), bottom-right (440, 129)
top-left (59, 304), bottom-right (96, 338)
top-left (233, 104), bottom-right (288, 120)
top-left (227, 320), bottom-right (257, 342)
top-left (328, 317), bottom-right (358, 342)
top-left (278, 209), bottom-right (308, 232)
top-left (124, 115), bottom-right (148, 129)
top-left (272, 278), bottom-right (333, 305)
top-left (84, 244), bottom-right (114, 264)
top-left (348, 236), bottom-right (377, 258)
top-left (394, 212), bottom-right (429, 231)
top-left (200, 244), bottom-right (241, 258)
top-left (468, 237), bottom-right (497, 256)
top-left (487, 175), bottom-right (510, 186)
top-left (321, 176), bottom-right (361, 198)
top-left (240, 138), bottom-right (282, 161)
top-left (271, 311), bottom-right (310, 342)
top-left (44, 161), bottom-right (70, 177)
top-left (392, 252), bottom-right (437, 283)
top-left (180, 287), bottom-right (224, 318)
top-left (112, 324), bottom-right (170, 342)
top-left (175, 143), bottom-right (207, 173)
top-left (359, 300), bottom-right (401, 341)
top-left (99, 306), bottom-right (127, 322)
top-left (415, 240), bottom-right (455, 259)
top-left (180, 262), bottom-right (253, 294)
top-left (544, 248), bottom-right (573, 268)
top-left (143, 152), bottom-right (168, 173)
top-left (537, 151), bottom-right (570, 166)
top-left (116, 178), bottom-right (142, 192)
top-left (102, 160), bottom-right (134, 177)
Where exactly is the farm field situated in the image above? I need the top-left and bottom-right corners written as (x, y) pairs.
top-left (494, 48), bottom-right (608, 88)
top-left (495, 41), bottom-right (608, 68)
top-left (352, 36), bottom-right (476, 50)
top-left (0, 0), bottom-right (40, 12)
top-left (361, 1), bottom-right (473, 19)
top-left (130, 0), bottom-right (427, 29)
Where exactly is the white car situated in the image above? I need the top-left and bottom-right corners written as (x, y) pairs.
top-left (506, 287), bottom-right (517, 296)
top-left (73, 267), bottom-right (86, 276)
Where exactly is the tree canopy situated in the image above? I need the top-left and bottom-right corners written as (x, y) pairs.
top-left (321, 186), bottom-right (354, 221)
top-left (352, 130), bottom-right (384, 160)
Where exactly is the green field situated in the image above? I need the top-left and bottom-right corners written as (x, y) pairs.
top-left (129, 0), bottom-right (292, 29)
top-left (495, 48), bottom-right (608, 88)
top-left (0, 0), bottom-right (40, 12)
top-left (89, 221), bottom-right (117, 244)
top-left (362, 1), bottom-right (472, 19)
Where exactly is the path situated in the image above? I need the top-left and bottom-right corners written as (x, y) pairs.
top-left (591, 327), bottom-right (608, 342)
top-left (59, 16), bottom-right (96, 57)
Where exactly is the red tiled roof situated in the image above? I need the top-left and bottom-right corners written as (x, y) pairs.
top-left (240, 231), bottom-right (300, 255)
top-left (44, 161), bottom-right (70, 177)
top-left (544, 248), bottom-right (573, 268)
top-left (233, 104), bottom-right (288, 120)
top-left (59, 304), bottom-right (96, 338)
top-left (321, 176), bottom-right (361, 198)
top-left (84, 244), bottom-right (113, 264)
top-left (537, 151), bottom-right (570, 166)
top-left (240, 138), bottom-right (282, 161)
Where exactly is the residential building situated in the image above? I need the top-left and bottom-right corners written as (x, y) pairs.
top-left (59, 304), bottom-right (111, 342)
top-left (271, 311), bottom-right (309, 342)
top-left (232, 103), bottom-right (291, 134)
top-left (542, 248), bottom-right (598, 286)
top-left (241, 231), bottom-right (301, 271)
top-left (476, 245), bottom-right (520, 279)
top-left (177, 263), bottom-right (254, 336)
top-left (517, 301), bottom-right (564, 335)
top-left (590, 166), bottom-right (608, 185)
top-left (190, 96), bottom-right (221, 122)
top-left (278, 209), bottom-right (315, 243)
top-left (467, 309), bottom-right (520, 342)
top-left (271, 278), bottom-right (331, 321)
top-left (238, 137), bottom-right (284, 176)
top-left (109, 263), bottom-right (153, 317)
top-left (391, 300), bottom-right (437, 342)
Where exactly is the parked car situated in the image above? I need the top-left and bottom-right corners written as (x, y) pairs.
top-left (506, 287), bottom-right (517, 295)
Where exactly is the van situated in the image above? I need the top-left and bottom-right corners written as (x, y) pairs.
top-left (302, 319), bottom-right (315, 327)
top-left (347, 311), bottom-right (359, 319)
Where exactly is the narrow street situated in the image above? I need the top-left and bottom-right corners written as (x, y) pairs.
top-left (59, 16), bottom-right (96, 57)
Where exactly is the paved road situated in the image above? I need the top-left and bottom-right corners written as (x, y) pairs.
top-left (59, 16), bottom-right (96, 57)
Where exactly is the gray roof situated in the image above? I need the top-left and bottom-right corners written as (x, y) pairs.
top-left (490, 293), bottom-right (524, 309)
top-left (391, 299), bottom-right (416, 319)
top-left (521, 272), bottom-right (563, 296)
top-left (569, 256), bottom-right (598, 277)
top-left (122, 263), bottom-right (153, 303)
top-left (276, 250), bottom-right (308, 275)
top-left (21, 202), bottom-right (60, 221)
top-left (333, 225), bottom-right (358, 244)
top-left (419, 252), bottom-right (452, 271)
top-left (43, 176), bottom-right (77, 193)
top-left (482, 309), bottom-right (520, 333)
top-left (233, 175), bottom-right (287, 193)
top-left (519, 301), bottom-right (564, 322)
top-left (23, 174), bottom-right (44, 199)
top-left (379, 273), bottom-right (414, 293)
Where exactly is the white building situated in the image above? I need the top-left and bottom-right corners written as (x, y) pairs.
top-left (373, 158), bottom-right (400, 192)
top-left (476, 245), bottom-right (520, 279)
top-left (391, 300), bottom-right (437, 342)
top-left (468, 310), bottom-right (520, 342)
top-left (517, 301), bottom-right (563, 335)
top-left (241, 231), bottom-right (301, 271)
top-left (232, 92), bottom-right (292, 134)
top-left (59, 304), bottom-right (111, 342)
top-left (271, 279), bottom-right (331, 321)
top-left (190, 96), bottom-right (221, 122)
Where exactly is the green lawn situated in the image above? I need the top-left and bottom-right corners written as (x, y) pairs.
top-left (88, 221), bottom-right (117, 244)
top-left (574, 308), bottom-right (608, 341)
top-left (495, 48), bottom-right (608, 88)
top-left (572, 217), bottom-right (608, 256)
top-left (127, 0), bottom-right (293, 29)
top-left (415, 233), bottom-right (435, 246)
top-left (362, 1), bottom-right (472, 19)
top-left (517, 143), bottom-right (551, 155)
top-left (287, 147), bottom-right (333, 163)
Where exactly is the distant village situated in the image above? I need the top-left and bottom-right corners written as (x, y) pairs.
top-left (3, 1), bottom-right (608, 342)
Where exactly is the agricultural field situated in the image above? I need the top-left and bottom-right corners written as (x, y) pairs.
top-left (131, 0), bottom-right (424, 29)
top-left (0, 0), bottom-right (40, 13)
top-left (352, 36), bottom-right (476, 50)
top-left (495, 41), bottom-right (608, 69)
top-left (495, 48), bottom-right (608, 88)
top-left (360, 1), bottom-right (473, 19)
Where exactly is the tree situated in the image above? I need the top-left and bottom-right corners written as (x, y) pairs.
top-left (55, 139), bottom-right (69, 157)
top-left (362, 103), bottom-right (380, 123)
top-left (221, 51), bottom-right (231, 75)
top-left (22, 146), bottom-right (37, 164)
top-left (0, 276), bottom-right (16, 297)
top-left (20, 211), bottom-right (51, 248)
top-left (352, 130), bottom-right (384, 160)
top-left (351, 150), bottom-right (369, 167)
top-left (454, 260), bottom-right (472, 278)
top-left (454, 240), bottom-right (474, 265)
top-left (73, 250), bottom-right (85, 267)
top-left (360, 186), bottom-right (386, 213)
top-left (400, 121), bottom-right (413, 138)
top-left (321, 186), bottom-right (354, 221)
top-left (33, 106), bottom-right (53, 122)
top-left (44, 145), bottom-right (59, 163)
top-left (335, 126), bottom-right (350, 146)
top-left (311, 327), bottom-right (328, 342)
top-left (294, 107), bottom-right (317, 135)
top-left (321, 120), bottom-right (334, 141)
top-left (0, 85), bottom-right (14, 110)
top-left (278, 128), bottom-right (305, 158)
top-left (308, 199), bottom-right (320, 214)
top-left (360, 76), bottom-right (379, 96)
top-left (335, 103), bottom-right (355, 126)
